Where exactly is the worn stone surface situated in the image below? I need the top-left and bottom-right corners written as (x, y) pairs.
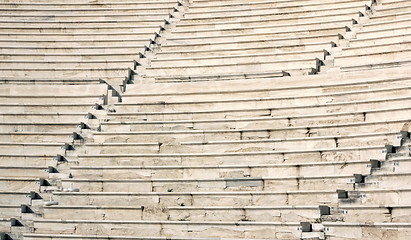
top-left (1, 0), bottom-right (411, 239)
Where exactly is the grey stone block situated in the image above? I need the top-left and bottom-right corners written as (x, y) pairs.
top-left (225, 178), bottom-right (263, 187)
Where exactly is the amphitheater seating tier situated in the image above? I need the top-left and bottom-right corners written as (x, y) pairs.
top-left (0, 0), bottom-right (410, 239)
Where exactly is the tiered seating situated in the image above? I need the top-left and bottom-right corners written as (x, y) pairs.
top-left (329, 0), bottom-right (411, 72)
top-left (0, 0), bottom-right (183, 238)
top-left (0, 84), bottom-right (108, 238)
top-left (1, 0), bottom-right (411, 239)
top-left (0, 0), bottom-right (182, 89)
top-left (22, 64), bottom-right (409, 239)
top-left (140, 0), bottom-right (371, 82)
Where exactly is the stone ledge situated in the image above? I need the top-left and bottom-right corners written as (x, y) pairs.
top-left (70, 159), bottom-right (370, 170)
top-left (166, 26), bottom-right (348, 42)
top-left (177, 11), bottom-right (362, 28)
top-left (122, 76), bottom-right (410, 98)
top-left (23, 233), bottom-right (274, 240)
top-left (171, 19), bottom-right (354, 36)
top-left (183, 2), bottom-right (368, 18)
top-left (77, 145), bottom-right (384, 157)
top-left (102, 106), bottom-right (411, 125)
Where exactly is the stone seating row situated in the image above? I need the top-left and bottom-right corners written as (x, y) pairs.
top-left (0, 44), bottom-right (149, 54)
top-left (0, 95), bottom-right (104, 104)
top-left (0, 1), bottom-right (179, 8)
top-left (174, 11), bottom-right (362, 32)
top-left (0, 0), bottom-right (178, 3)
top-left (168, 20), bottom-right (356, 37)
top-left (115, 90), bottom-right (410, 115)
top-left (22, 218), bottom-right (411, 239)
top-left (1, 20), bottom-right (167, 30)
top-left (156, 42), bottom-right (334, 61)
top-left (0, 177), bottom-right (45, 192)
top-left (0, 154), bottom-right (55, 168)
top-left (18, 223), bottom-right (411, 240)
top-left (350, 29), bottom-right (411, 48)
top-left (0, 206), bottom-right (21, 219)
top-left (94, 118), bottom-right (409, 143)
top-left (0, 104), bottom-right (102, 114)
top-left (0, 26), bottom-right (165, 34)
top-left (0, 68), bottom-right (131, 80)
top-left (0, 192), bottom-right (34, 205)
top-left (163, 31), bottom-right (342, 50)
top-left (65, 157), bottom-right (411, 183)
top-left (197, 0), bottom-right (368, 7)
top-left (0, 35), bottom-right (157, 48)
top-left (0, 60), bottom-right (136, 70)
top-left (181, 0), bottom-right (370, 19)
top-left (143, 58), bottom-right (320, 77)
top-left (149, 50), bottom-right (328, 68)
top-left (41, 204), bottom-right (411, 222)
top-left (0, 84), bottom-right (107, 96)
top-left (0, 165), bottom-right (53, 178)
top-left (0, 7), bottom-right (176, 15)
top-left (0, 132), bottom-right (78, 144)
top-left (21, 235), bottom-right (286, 240)
top-left (0, 142), bottom-right (66, 155)
top-left (169, 4), bottom-right (366, 29)
top-left (368, 9), bottom-right (411, 23)
top-left (26, 219), bottom-right (308, 239)
top-left (186, 0), bottom-right (369, 13)
top-left (0, 43), bottom-right (148, 53)
top-left (0, 77), bottom-right (110, 85)
top-left (112, 95), bottom-right (411, 121)
top-left (61, 172), bottom-right (411, 193)
top-left (0, 51), bottom-right (146, 62)
top-left (50, 188), bottom-right (411, 207)
top-left (83, 131), bottom-right (400, 154)
top-left (73, 146), bottom-right (385, 166)
top-left (179, 5), bottom-right (366, 25)
top-left (69, 159), bottom-right (372, 180)
top-left (0, 122), bottom-right (83, 133)
top-left (338, 59), bottom-right (411, 73)
top-left (101, 107), bottom-right (411, 132)
top-left (0, 13), bottom-right (172, 21)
